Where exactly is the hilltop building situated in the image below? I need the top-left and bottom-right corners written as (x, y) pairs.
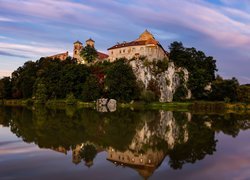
top-left (48, 30), bottom-right (168, 64)
top-left (48, 51), bottom-right (69, 61)
top-left (108, 30), bottom-right (168, 62)
top-left (73, 39), bottom-right (108, 64)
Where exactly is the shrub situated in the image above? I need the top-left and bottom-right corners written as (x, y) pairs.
top-left (66, 93), bottom-right (77, 105)
top-left (141, 90), bottom-right (157, 103)
top-left (173, 85), bottom-right (188, 101)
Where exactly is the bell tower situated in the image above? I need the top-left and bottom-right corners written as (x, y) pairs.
top-left (86, 38), bottom-right (95, 47)
top-left (73, 40), bottom-right (83, 59)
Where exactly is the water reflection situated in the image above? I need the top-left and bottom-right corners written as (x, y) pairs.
top-left (0, 106), bottom-right (249, 179)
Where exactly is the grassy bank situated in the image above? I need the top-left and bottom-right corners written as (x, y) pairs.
top-left (1, 99), bottom-right (249, 113)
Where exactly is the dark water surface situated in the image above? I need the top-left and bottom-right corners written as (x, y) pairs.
top-left (0, 106), bottom-right (249, 180)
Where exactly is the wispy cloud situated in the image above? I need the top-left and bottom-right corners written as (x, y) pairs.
top-left (0, 42), bottom-right (64, 58)
top-left (0, 16), bottom-right (15, 22)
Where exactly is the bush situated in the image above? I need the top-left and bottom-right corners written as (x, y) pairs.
top-left (82, 75), bottom-right (102, 101)
top-left (141, 90), bottom-right (157, 103)
top-left (173, 85), bottom-right (188, 101)
top-left (66, 93), bottom-right (77, 105)
top-left (147, 79), bottom-right (160, 98)
top-left (105, 59), bottom-right (140, 102)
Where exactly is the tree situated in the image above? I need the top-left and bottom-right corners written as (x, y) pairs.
top-left (105, 59), bottom-right (140, 102)
top-left (11, 61), bottom-right (37, 99)
top-left (79, 144), bottom-right (97, 164)
top-left (58, 64), bottom-right (89, 98)
top-left (82, 75), bottom-right (102, 101)
top-left (169, 41), bottom-right (217, 99)
top-left (237, 85), bottom-right (250, 103)
top-left (65, 93), bottom-right (77, 105)
top-left (0, 77), bottom-right (12, 99)
top-left (80, 45), bottom-right (98, 63)
top-left (208, 76), bottom-right (239, 102)
top-left (34, 80), bottom-right (47, 104)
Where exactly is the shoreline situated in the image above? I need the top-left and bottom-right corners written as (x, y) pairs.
top-left (1, 99), bottom-right (249, 113)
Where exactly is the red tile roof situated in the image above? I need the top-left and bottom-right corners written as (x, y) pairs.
top-left (97, 51), bottom-right (109, 60)
top-left (108, 40), bottom-right (149, 50)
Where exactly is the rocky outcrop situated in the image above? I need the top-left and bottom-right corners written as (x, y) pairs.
top-left (96, 98), bottom-right (117, 112)
top-left (130, 59), bottom-right (191, 102)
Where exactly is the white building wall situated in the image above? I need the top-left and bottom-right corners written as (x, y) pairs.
top-left (108, 45), bottom-right (167, 62)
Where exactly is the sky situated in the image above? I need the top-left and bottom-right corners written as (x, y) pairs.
top-left (0, 0), bottom-right (249, 84)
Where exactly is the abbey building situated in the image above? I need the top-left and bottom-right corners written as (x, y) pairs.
top-left (48, 30), bottom-right (168, 63)
top-left (108, 30), bottom-right (168, 62)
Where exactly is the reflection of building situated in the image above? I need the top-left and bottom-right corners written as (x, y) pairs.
top-left (107, 147), bottom-right (164, 179)
top-left (51, 146), bottom-right (67, 154)
top-left (72, 144), bottom-right (82, 165)
top-left (108, 30), bottom-right (168, 62)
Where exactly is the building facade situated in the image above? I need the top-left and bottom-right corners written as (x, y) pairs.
top-left (107, 30), bottom-right (168, 62)
top-left (48, 51), bottom-right (69, 61)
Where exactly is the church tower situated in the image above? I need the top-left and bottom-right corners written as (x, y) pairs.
top-left (86, 38), bottom-right (95, 47)
top-left (73, 40), bottom-right (83, 63)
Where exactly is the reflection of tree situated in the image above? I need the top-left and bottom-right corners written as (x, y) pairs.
top-left (79, 144), bottom-right (97, 167)
top-left (168, 121), bottom-right (217, 169)
top-left (208, 114), bottom-right (250, 137)
top-left (0, 107), bottom-right (12, 127)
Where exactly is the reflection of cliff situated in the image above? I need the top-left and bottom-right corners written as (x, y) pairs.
top-left (129, 111), bottom-right (190, 152)
top-left (105, 111), bottom-right (191, 179)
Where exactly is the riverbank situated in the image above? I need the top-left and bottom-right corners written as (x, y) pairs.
top-left (1, 99), bottom-right (249, 113)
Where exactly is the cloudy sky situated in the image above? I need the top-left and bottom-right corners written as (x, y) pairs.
top-left (0, 0), bottom-right (249, 83)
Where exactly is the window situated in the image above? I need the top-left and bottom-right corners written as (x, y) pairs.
top-left (111, 51), bottom-right (113, 55)
top-left (74, 50), bottom-right (77, 54)
top-left (120, 50), bottom-right (121, 54)
top-left (123, 49), bottom-right (125, 53)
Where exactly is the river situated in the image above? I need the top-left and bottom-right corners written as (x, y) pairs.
top-left (0, 106), bottom-right (249, 180)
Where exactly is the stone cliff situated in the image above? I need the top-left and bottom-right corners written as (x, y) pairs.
top-left (129, 58), bottom-right (191, 102)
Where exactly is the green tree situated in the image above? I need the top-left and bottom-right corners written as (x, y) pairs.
top-left (169, 42), bottom-right (217, 99)
top-left (58, 64), bottom-right (89, 98)
top-left (65, 92), bottom-right (77, 105)
top-left (79, 144), bottom-right (97, 163)
top-left (80, 45), bottom-right (98, 63)
top-left (11, 61), bottom-right (37, 99)
top-left (34, 80), bottom-right (47, 104)
top-left (237, 84), bottom-right (250, 103)
top-left (0, 77), bottom-right (12, 99)
top-left (208, 76), bottom-right (239, 102)
top-left (82, 75), bottom-right (102, 101)
top-left (105, 59), bottom-right (140, 102)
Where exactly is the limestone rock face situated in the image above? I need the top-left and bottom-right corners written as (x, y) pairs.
top-left (130, 59), bottom-right (191, 102)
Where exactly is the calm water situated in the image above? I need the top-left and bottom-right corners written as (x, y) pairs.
top-left (0, 106), bottom-right (250, 180)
